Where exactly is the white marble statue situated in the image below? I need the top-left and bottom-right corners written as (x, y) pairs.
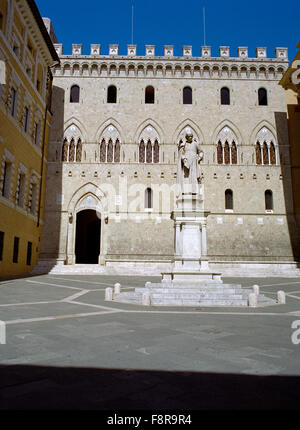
top-left (177, 130), bottom-right (204, 195)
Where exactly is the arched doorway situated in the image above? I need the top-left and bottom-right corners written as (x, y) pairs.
top-left (75, 210), bottom-right (101, 263)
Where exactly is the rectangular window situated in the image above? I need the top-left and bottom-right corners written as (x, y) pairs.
top-left (13, 237), bottom-right (19, 263)
top-left (29, 182), bottom-right (38, 214)
top-left (0, 13), bottom-right (3, 32)
top-left (17, 173), bottom-right (26, 207)
top-left (1, 161), bottom-right (12, 198)
top-left (0, 231), bottom-right (4, 261)
top-left (10, 87), bottom-right (16, 116)
top-left (1, 162), bottom-right (7, 196)
top-left (33, 122), bottom-right (39, 145)
top-left (24, 107), bottom-right (29, 132)
top-left (26, 241), bottom-right (32, 266)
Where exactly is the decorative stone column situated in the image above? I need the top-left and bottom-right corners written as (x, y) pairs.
top-left (66, 212), bottom-right (74, 265)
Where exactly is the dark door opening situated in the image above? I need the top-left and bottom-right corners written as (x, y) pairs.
top-left (75, 210), bottom-right (101, 264)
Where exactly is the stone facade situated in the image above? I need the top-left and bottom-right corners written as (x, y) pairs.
top-left (38, 43), bottom-right (300, 275)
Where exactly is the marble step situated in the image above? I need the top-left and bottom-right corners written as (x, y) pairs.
top-left (150, 292), bottom-right (244, 299)
top-left (113, 290), bottom-right (276, 307)
top-left (150, 298), bottom-right (248, 306)
top-left (136, 287), bottom-right (249, 294)
top-left (150, 282), bottom-right (239, 287)
top-left (114, 293), bottom-right (247, 306)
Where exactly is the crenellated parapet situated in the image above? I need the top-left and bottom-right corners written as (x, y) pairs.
top-left (54, 43), bottom-right (288, 61)
top-left (52, 44), bottom-right (289, 80)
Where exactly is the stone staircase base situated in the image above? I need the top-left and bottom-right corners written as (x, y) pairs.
top-left (113, 281), bottom-right (277, 307)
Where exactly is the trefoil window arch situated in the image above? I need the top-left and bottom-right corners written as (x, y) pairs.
top-left (98, 125), bottom-right (122, 163)
top-left (138, 125), bottom-right (160, 164)
top-left (216, 127), bottom-right (238, 165)
top-left (255, 128), bottom-right (277, 166)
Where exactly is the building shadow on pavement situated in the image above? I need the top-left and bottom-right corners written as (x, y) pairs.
top-left (0, 364), bottom-right (300, 410)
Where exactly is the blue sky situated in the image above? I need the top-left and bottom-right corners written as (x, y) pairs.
top-left (36, 0), bottom-right (299, 60)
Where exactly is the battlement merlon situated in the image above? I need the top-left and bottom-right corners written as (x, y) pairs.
top-left (53, 44), bottom-right (289, 61)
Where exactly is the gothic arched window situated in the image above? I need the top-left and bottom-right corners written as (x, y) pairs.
top-left (62, 139), bottom-right (68, 162)
top-left (221, 87), bottom-right (230, 105)
top-left (99, 125), bottom-right (122, 163)
top-left (258, 88), bottom-right (268, 106)
top-left (146, 140), bottom-right (152, 163)
top-left (139, 140), bottom-right (145, 163)
top-left (225, 189), bottom-right (233, 210)
top-left (69, 139), bottom-right (75, 162)
top-left (231, 142), bottom-right (237, 164)
top-left (270, 142), bottom-right (276, 165)
top-left (70, 85), bottom-right (80, 103)
top-left (183, 86), bottom-right (192, 104)
top-left (107, 85), bottom-right (117, 103)
top-left (224, 141), bottom-right (230, 164)
top-left (107, 139), bottom-right (113, 162)
top-left (216, 127), bottom-right (238, 165)
top-left (63, 124), bottom-right (84, 163)
top-left (263, 142), bottom-right (269, 165)
top-left (138, 125), bottom-right (160, 163)
top-left (114, 139), bottom-right (120, 162)
top-left (256, 142), bottom-right (262, 165)
top-left (100, 139), bottom-right (106, 162)
top-left (217, 141), bottom-right (223, 164)
top-left (255, 128), bottom-right (277, 166)
top-left (76, 139), bottom-right (82, 162)
top-left (153, 140), bottom-right (159, 163)
top-left (145, 86), bottom-right (155, 104)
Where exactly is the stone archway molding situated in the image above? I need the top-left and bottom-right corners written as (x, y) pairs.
top-left (173, 119), bottom-right (205, 145)
top-left (66, 183), bottom-right (108, 265)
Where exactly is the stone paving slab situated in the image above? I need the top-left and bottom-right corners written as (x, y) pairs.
top-left (0, 274), bottom-right (300, 410)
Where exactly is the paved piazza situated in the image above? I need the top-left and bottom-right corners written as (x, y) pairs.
top-left (1, 274), bottom-right (300, 410)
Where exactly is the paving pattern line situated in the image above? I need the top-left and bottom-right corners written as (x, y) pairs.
top-left (25, 280), bottom-right (84, 290)
top-left (285, 294), bottom-right (300, 300)
top-left (62, 290), bottom-right (90, 302)
top-left (48, 276), bottom-right (115, 287)
top-left (87, 287), bottom-right (135, 292)
top-left (68, 300), bottom-right (122, 312)
top-left (257, 281), bottom-right (300, 288)
top-left (0, 300), bottom-right (60, 307)
top-left (113, 309), bottom-right (297, 316)
top-left (4, 310), bottom-right (122, 325)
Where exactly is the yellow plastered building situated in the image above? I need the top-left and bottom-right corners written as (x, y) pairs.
top-left (280, 42), bottom-right (300, 231)
top-left (0, 0), bottom-right (59, 277)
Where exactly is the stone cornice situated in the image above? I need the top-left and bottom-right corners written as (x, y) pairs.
top-left (53, 55), bottom-right (288, 80)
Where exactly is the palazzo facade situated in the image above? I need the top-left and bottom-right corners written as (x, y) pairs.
top-left (37, 42), bottom-right (300, 275)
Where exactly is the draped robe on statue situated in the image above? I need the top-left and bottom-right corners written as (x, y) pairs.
top-left (177, 139), bottom-right (203, 196)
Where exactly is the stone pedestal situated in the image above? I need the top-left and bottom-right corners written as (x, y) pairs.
top-left (161, 192), bottom-right (222, 284)
top-left (113, 189), bottom-right (277, 307)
